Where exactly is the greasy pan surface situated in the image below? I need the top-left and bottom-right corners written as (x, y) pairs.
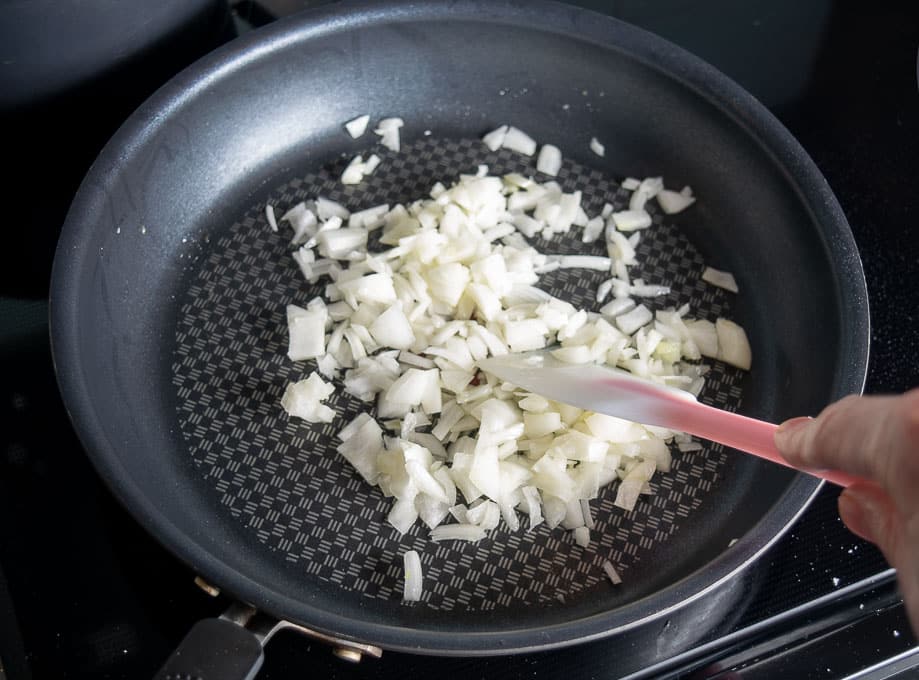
top-left (50, 0), bottom-right (867, 655)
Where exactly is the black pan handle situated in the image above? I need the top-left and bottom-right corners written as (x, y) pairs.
top-left (154, 617), bottom-right (264, 680)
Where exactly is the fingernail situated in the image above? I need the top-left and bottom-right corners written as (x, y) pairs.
top-left (838, 488), bottom-right (879, 543)
top-left (774, 416), bottom-right (813, 446)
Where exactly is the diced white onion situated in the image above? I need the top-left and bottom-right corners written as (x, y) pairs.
top-left (657, 188), bottom-right (696, 214)
top-left (403, 550), bottom-right (423, 601)
top-left (602, 560), bottom-right (623, 585)
top-left (345, 114), bottom-right (371, 139)
top-left (702, 266), bottom-right (739, 293)
top-left (430, 524), bottom-right (487, 542)
top-left (275, 144), bottom-right (753, 562)
top-left (536, 144), bottom-right (562, 176)
top-left (501, 126), bottom-right (537, 156)
top-left (589, 137), bottom-right (605, 157)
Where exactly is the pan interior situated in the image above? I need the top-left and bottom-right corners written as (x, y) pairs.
top-left (172, 138), bottom-right (749, 618)
top-left (51, 5), bottom-right (857, 650)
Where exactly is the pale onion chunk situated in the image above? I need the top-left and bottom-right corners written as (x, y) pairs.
top-left (501, 127), bottom-right (537, 156)
top-left (612, 209), bottom-right (652, 232)
top-left (657, 188), bottom-right (696, 214)
top-left (629, 177), bottom-right (664, 211)
top-left (341, 155), bottom-right (367, 185)
top-left (482, 125), bottom-right (508, 151)
top-left (282, 202), bottom-right (318, 245)
top-left (403, 550), bottom-right (423, 601)
top-left (602, 560), bottom-right (623, 585)
top-left (336, 415), bottom-right (383, 484)
top-left (286, 302), bottom-right (327, 361)
top-left (265, 204), bottom-right (278, 232)
top-left (589, 137), bottom-right (606, 157)
top-left (536, 144), bottom-right (563, 176)
top-left (369, 304), bottom-right (416, 350)
top-left (702, 266), bottom-right (739, 293)
top-left (316, 197), bottom-right (350, 221)
top-left (430, 524), bottom-right (487, 542)
top-left (614, 304), bottom-right (653, 335)
top-left (281, 373), bottom-right (335, 423)
top-left (684, 319), bottom-right (719, 358)
top-left (345, 114), bottom-right (371, 139)
top-left (374, 117), bottom-right (404, 152)
top-left (349, 204), bottom-right (389, 230)
top-left (573, 526), bottom-right (590, 547)
top-left (716, 318), bottom-right (752, 370)
top-left (521, 486), bottom-right (543, 530)
top-left (582, 216), bottom-right (605, 243)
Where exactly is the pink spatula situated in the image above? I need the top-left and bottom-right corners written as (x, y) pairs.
top-left (478, 351), bottom-right (857, 487)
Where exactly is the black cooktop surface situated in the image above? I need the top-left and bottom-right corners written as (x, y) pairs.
top-left (1, 2), bottom-right (916, 678)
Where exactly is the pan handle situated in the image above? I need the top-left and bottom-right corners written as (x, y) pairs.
top-left (153, 616), bottom-right (264, 680)
top-left (153, 601), bottom-right (383, 679)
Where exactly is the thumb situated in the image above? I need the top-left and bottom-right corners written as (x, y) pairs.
top-left (838, 482), bottom-right (901, 556)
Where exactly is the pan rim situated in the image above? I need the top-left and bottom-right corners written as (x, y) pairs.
top-left (49, 0), bottom-right (869, 655)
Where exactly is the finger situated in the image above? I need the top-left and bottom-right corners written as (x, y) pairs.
top-left (775, 389), bottom-right (919, 498)
top-left (839, 482), bottom-right (919, 634)
top-left (838, 482), bottom-right (897, 545)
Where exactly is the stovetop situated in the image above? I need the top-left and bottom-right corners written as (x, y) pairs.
top-left (1, 2), bottom-right (917, 678)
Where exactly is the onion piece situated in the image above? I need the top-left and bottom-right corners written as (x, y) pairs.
top-left (430, 524), bottom-right (487, 542)
top-left (281, 373), bottom-right (335, 423)
top-left (657, 188), bottom-right (696, 214)
top-left (602, 560), bottom-right (623, 585)
top-left (265, 204), bottom-right (278, 232)
top-left (716, 318), bottom-right (752, 370)
top-left (345, 114), bottom-right (371, 139)
top-left (536, 144), bottom-right (562, 176)
top-left (589, 137), bottom-right (605, 157)
top-left (501, 127), bottom-right (537, 156)
top-left (482, 125), bottom-right (508, 151)
top-left (702, 266), bottom-right (739, 293)
top-left (402, 550), bottom-right (423, 602)
top-left (612, 209), bottom-right (652, 232)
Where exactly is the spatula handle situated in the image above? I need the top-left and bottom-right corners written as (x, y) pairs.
top-left (685, 403), bottom-right (860, 487)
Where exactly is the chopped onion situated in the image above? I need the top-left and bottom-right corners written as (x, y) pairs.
top-left (430, 524), bottom-right (487, 542)
top-left (482, 125), bottom-right (508, 151)
top-left (281, 373), bottom-right (335, 423)
top-left (629, 177), bottom-right (664, 211)
top-left (345, 114), bottom-right (371, 139)
top-left (614, 304), bottom-right (653, 335)
top-left (403, 550), bottom-right (423, 601)
top-left (286, 303), bottom-right (327, 361)
top-left (276, 147), bottom-right (754, 561)
top-left (657, 187), bottom-right (696, 214)
top-left (702, 266), bottom-right (739, 293)
top-left (716, 318), bottom-right (752, 370)
top-left (612, 209), bottom-right (652, 232)
top-left (536, 144), bottom-right (563, 176)
top-left (602, 560), bottom-right (623, 585)
top-left (501, 126), bottom-right (537, 156)
top-left (265, 204), bottom-right (278, 232)
top-left (589, 137), bottom-right (605, 157)
top-left (374, 117), bottom-right (404, 152)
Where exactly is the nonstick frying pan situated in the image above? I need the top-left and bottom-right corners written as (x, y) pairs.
top-left (49, 1), bottom-right (869, 676)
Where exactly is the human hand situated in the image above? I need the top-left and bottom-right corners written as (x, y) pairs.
top-left (775, 389), bottom-right (919, 633)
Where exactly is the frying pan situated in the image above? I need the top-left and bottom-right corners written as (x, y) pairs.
top-left (49, 0), bottom-right (869, 676)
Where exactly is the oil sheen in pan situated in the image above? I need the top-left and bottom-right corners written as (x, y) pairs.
top-left (171, 137), bottom-right (744, 611)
